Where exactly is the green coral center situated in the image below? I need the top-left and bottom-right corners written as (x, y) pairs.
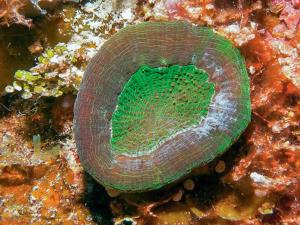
top-left (111, 65), bottom-right (215, 155)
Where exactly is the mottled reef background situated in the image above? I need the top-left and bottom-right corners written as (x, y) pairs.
top-left (0, 0), bottom-right (299, 224)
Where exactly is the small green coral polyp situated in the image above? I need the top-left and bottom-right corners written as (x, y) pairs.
top-left (111, 65), bottom-right (215, 155)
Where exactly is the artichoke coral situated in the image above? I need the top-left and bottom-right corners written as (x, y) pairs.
top-left (74, 21), bottom-right (251, 192)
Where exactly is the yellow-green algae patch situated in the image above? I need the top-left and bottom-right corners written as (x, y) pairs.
top-left (111, 65), bottom-right (215, 155)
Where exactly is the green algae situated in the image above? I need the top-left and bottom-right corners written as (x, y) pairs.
top-left (4, 45), bottom-right (74, 99)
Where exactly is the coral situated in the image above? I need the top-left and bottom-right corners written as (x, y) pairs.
top-left (74, 21), bottom-right (250, 192)
top-left (0, 0), bottom-right (299, 223)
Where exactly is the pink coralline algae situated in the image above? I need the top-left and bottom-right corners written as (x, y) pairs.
top-left (279, 2), bottom-right (300, 31)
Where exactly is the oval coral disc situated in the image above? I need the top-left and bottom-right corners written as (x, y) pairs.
top-left (74, 21), bottom-right (251, 192)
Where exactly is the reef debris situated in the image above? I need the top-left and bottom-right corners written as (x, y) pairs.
top-left (3, 0), bottom-right (139, 99)
top-left (0, 0), bottom-right (80, 27)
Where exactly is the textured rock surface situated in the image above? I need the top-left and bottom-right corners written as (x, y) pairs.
top-left (0, 0), bottom-right (79, 26)
top-left (74, 21), bottom-right (251, 192)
